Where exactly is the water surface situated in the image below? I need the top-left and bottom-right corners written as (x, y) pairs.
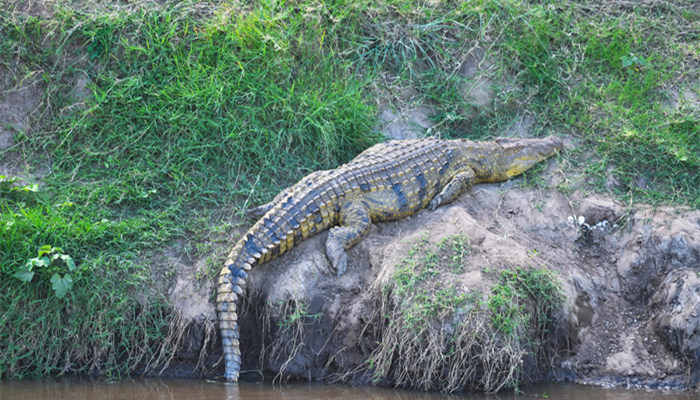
top-left (0, 379), bottom-right (696, 400)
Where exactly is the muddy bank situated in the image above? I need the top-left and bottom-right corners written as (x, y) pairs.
top-left (164, 161), bottom-right (700, 392)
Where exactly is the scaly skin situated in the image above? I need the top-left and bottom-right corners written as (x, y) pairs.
top-left (217, 136), bottom-right (563, 381)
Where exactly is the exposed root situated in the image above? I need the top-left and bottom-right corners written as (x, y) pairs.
top-left (257, 296), bottom-right (321, 384)
top-left (158, 310), bottom-right (218, 376)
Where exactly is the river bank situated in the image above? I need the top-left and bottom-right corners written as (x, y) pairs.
top-left (1, 0), bottom-right (698, 393)
top-left (164, 169), bottom-right (700, 392)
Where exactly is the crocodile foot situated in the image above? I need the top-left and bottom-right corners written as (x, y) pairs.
top-left (326, 237), bottom-right (348, 277)
top-left (428, 195), bottom-right (443, 211)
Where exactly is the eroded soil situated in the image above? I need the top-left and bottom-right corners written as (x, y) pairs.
top-left (159, 154), bottom-right (700, 391)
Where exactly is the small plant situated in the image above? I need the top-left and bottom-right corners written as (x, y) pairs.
top-left (488, 281), bottom-right (524, 336)
top-left (14, 245), bottom-right (78, 299)
top-left (438, 234), bottom-right (471, 273)
top-left (277, 300), bottom-right (323, 332)
top-left (621, 54), bottom-right (648, 73)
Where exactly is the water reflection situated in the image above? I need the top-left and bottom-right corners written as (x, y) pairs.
top-left (0, 378), bottom-right (696, 400)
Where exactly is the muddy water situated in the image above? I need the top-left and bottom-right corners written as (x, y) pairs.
top-left (0, 379), bottom-right (698, 400)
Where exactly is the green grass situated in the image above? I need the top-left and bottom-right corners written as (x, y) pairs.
top-left (369, 233), bottom-right (563, 392)
top-left (0, 0), bottom-right (698, 379)
top-left (489, 267), bottom-right (563, 339)
top-left (0, 0), bottom-right (378, 378)
top-left (389, 233), bottom-right (477, 331)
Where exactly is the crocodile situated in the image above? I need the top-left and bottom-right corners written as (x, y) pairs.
top-left (216, 136), bottom-right (563, 381)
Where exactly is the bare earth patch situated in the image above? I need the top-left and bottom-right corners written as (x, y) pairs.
top-left (0, 70), bottom-right (43, 181)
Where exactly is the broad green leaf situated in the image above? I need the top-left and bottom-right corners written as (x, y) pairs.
top-left (50, 273), bottom-right (73, 299)
top-left (62, 255), bottom-right (76, 272)
top-left (39, 245), bottom-right (53, 257)
top-left (36, 256), bottom-right (51, 267)
top-left (14, 266), bottom-right (35, 282)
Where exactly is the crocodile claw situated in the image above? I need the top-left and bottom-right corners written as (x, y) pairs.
top-left (428, 195), bottom-right (442, 211)
top-left (326, 240), bottom-right (348, 277)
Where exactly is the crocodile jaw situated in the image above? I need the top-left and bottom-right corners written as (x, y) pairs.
top-left (498, 136), bottom-right (563, 178)
top-left (462, 136), bottom-right (563, 182)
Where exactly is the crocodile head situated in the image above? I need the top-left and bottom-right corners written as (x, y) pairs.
top-left (459, 136), bottom-right (564, 183)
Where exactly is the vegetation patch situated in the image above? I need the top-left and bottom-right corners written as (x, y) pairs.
top-left (366, 233), bottom-right (563, 393)
top-left (0, 0), bottom-right (375, 379)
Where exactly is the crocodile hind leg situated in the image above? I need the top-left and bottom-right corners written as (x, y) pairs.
top-left (326, 201), bottom-right (371, 277)
top-left (429, 168), bottom-right (476, 211)
top-left (217, 261), bottom-right (249, 382)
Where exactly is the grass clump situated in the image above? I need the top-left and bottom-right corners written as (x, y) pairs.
top-left (0, 185), bottom-right (177, 378)
top-left (488, 267), bottom-right (564, 351)
top-left (366, 233), bottom-right (563, 393)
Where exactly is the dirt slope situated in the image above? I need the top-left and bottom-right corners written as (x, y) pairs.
top-left (165, 158), bottom-right (700, 391)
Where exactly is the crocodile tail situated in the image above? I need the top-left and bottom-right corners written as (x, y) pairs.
top-left (216, 240), bottom-right (256, 382)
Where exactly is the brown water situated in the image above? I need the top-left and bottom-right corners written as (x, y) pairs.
top-left (0, 379), bottom-right (696, 400)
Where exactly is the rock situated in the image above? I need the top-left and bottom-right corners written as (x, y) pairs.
top-left (651, 269), bottom-right (700, 367)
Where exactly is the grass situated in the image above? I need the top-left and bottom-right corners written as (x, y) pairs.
top-left (366, 233), bottom-right (563, 393)
top-left (0, 0), bottom-right (377, 378)
top-left (488, 267), bottom-right (563, 342)
top-left (0, 0), bottom-right (697, 380)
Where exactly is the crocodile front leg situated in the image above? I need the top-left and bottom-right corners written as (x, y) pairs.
top-left (428, 168), bottom-right (476, 211)
top-left (326, 201), bottom-right (371, 277)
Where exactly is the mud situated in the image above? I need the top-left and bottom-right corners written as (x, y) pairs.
top-left (162, 157), bottom-right (700, 392)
